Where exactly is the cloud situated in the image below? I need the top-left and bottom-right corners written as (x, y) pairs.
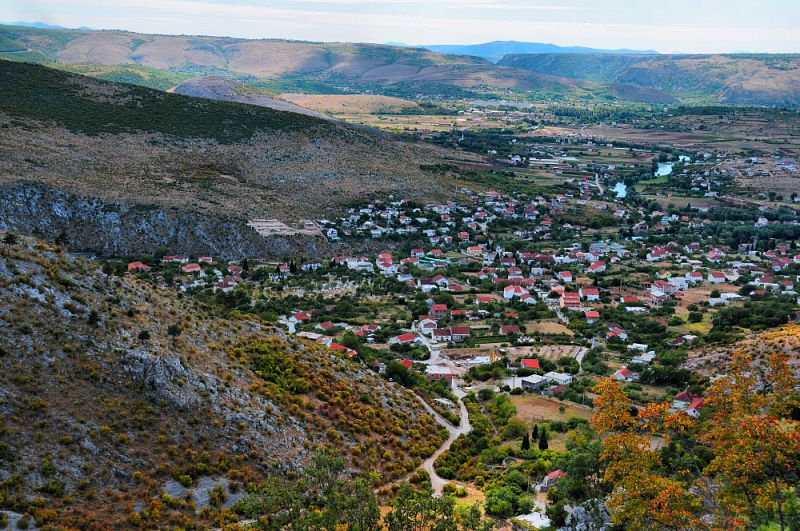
top-left (4, 0), bottom-right (799, 52)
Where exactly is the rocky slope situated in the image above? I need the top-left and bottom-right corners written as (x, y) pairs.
top-left (0, 60), bottom-right (464, 258)
top-left (0, 233), bottom-right (445, 527)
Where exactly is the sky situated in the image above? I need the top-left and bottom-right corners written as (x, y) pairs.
top-left (2, 0), bottom-right (800, 53)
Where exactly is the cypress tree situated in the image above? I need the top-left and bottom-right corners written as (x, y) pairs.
top-left (538, 429), bottom-right (548, 451)
top-left (521, 433), bottom-right (530, 451)
top-left (532, 424), bottom-right (539, 439)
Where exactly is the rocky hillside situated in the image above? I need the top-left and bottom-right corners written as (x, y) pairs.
top-left (0, 233), bottom-right (445, 527)
top-left (499, 53), bottom-right (800, 106)
top-left (683, 324), bottom-right (800, 379)
top-left (0, 60), bottom-right (463, 258)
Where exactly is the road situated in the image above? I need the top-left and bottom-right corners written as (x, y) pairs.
top-left (594, 173), bottom-right (605, 194)
top-left (417, 381), bottom-right (471, 496)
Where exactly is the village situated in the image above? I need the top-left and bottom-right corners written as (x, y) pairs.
top-left (113, 147), bottom-right (800, 526)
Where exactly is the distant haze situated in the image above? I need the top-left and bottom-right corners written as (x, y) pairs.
top-left (1, 0), bottom-right (799, 53)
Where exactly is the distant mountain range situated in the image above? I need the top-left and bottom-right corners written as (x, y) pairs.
top-left (423, 41), bottom-right (658, 62)
top-left (1, 20), bottom-right (92, 30)
top-left (499, 53), bottom-right (800, 106)
top-left (1, 24), bottom-right (798, 107)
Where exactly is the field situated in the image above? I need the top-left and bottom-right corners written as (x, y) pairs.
top-left (281, 93), bottom-right (420, 114)
top-left (525, 319), bottom-right (574, 336)
top-left (511, 394), bottom-right (593, 423)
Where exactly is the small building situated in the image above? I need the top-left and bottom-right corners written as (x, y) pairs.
top-left (544, 371), bottom-right (573, 386)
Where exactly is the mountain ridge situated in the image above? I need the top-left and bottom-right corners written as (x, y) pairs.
top-left (423, 40), bottom-right (659, 62)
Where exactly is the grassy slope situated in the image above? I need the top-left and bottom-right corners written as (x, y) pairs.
top-left (0, 234), bottom-right (445, 527)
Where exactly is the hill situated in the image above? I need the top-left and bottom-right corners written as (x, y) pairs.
top-left (424, 40), bottom-right (658, 63)
top-left (170, 76), bottom-right (332, 120)
top-left (0, 59), bottom-right (463, 258)
top-left (0, 25), bottom-right (580, 98)
top-left (0, 233), bottom-right (445, 527)
top-left (499, 53), bottom-right (800, 106)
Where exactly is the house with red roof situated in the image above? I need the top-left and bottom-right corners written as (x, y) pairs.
top-left (584, 310), bottom-right (600, 323)
top-left (181, 263), bottom-right (202, 274)
top-left (503, 285), bottom-right (529, 300)
top-left (539, 470), bottom-right (565, 491)
top-left (391, 332), bottom-right (419, 345)
top-left (520, 358), bottom-right (540, 370)
top-left (500, 325), bottom-right (521, 336)
top-left (579, 287), bottom-right (600, 301)
top-left (127, 261), bottom-right (152, 273)
top-left (587, 261), bottom-right (606, 273)
top-left (560, 292), bottom-right (581, 310)
top-left (431, 304), bottom-right (449, 319)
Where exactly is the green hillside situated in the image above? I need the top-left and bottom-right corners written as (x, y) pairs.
top-left (0, 59), bottom-right (327, 143)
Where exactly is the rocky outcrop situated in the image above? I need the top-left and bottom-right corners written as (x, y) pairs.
top-left (0, 181), bottom-right (327, 259)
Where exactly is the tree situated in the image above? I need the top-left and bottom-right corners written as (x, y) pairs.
top-left (167, 323), bottom-right (182, 346)
top-left (590, 345), bottom-right (800, 530)
top-left (538, 429), bottom-right (548, 451)
top-left (87, 310), bottom-right (100, 327)
top-left (2, 232), bottom-right (17, 245)
top-left (521, 433), bottom-right (530, 451)
top-left (137, 330), bottom-right (151, 344)
top-left (532, 424), bottom-right (539, 439)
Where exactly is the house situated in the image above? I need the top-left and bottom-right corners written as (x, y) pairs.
top-left (181, 263), bottom-right (202, 274)
top-left (500, 325), bottom-right (521, 336)
top-left (400, 358), bottom-right (413, 369)
top-left (685, 271), bottom-right (703, 284)
top-left (708, 271), bottom-right (726, 284)
top-left (520, 374), bottom-right (548, 391)
top-left (426, 365), bottom-right (453, 387)
top-left (503, 285), bottom-right (529, 300)
top-left (476, 294), bottom-right (493, 304)
top-left (127, 261), bottom-right (152, 273)
top-left (613, 367), bottom-right (636, 382)
top-left (579, 287), bottom-right (600, 301)
top-left (607, 327), bottom-right (628, 341)
top-left (418, 318), bottom-right (438, 335)
top-left (450, 326), bottom-right (471, 342)
top-left (557, 271), bottom-right (573, 283)
top-left (520, 358), bottom-right (540, 370)
top-left (560, 292), bottom-right (581, 310)
top-left (584, 310), bottom-right (600, 323)
top-left (162, 255), bottom-right (189, 264)
top-left (588, 261), bottom-right (606, 273)
top-left (433, 328), bottom-right (452, 342)
top-left (544, 371), bottom-right (573, 386)
top-left (411, 248), bottom-right (425, 258)
top-left (391, 332), bottom-right (419, 345)
top-left (290, 312), bottom-right (311, 323)
top-left (302, 260), bottom-right (322, 271)
top-left (672, 391), bottom-right (705, 418)
top-left (431, 304), bottom-right (449, 319)
top-left (538, 470), bottom-right (565, 491)
top-left (198, 256), bottom-right (213, 264)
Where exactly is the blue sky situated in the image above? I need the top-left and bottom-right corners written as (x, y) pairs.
top-left (3, 0), bottom-right (799, 53)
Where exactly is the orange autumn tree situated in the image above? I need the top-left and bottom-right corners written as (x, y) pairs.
top-left (591, 378), bottom-right (707, 530)
top-left (592, 347), bottom-right (799, 531)
top-left (701, 348), bottom-right (800, 530)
